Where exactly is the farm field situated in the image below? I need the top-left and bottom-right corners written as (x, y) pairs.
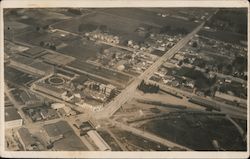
top-left (5, 8), bottom-right (72, 27)
top-left (198, 29), bottom-right (247, 46)
top-left (68, 60), bottom-right (132, 86)
top-left (15, 30), bottom-right (109, 61)
top-left (58, 38), bottom-right (110, 61)
top-left (101, 8), bottom-right (198, 31)
top-left (53, 11), bottom-right (155, 43)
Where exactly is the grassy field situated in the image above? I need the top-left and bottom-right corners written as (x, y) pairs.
top-left (15, 30), bottom-right (108, 61)
top-left (140, 112), bottom-right (246, 150)
top-left (101, 8), bottom-right (198, 31)
top-left (111, 128), bottom-right (170, 151)
top-left (53, 11), bottom-right (154, 43)
top-left (52, 9), bottom-right (198, 44)
top-left (4, 9), bottom-right (72, 27)
top-left (68, 60), bottom-right (132, 85)
top-left (206, 8), bottom-right (247, 35)
top-left (199, 29), bottom-right (247, 46)
top-left (58, 38), bottom-right (110, 61)
top-left (5, 66), bottom-right (39, 86)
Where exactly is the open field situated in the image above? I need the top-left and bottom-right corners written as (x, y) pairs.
top-left (53, 12), bottom-right (155, 43)
top-left (58, 38), bottom-right (110, 61)
top-left (5, 66), bottom-right (39, 86)
top-left (140, 112), bottom-right (246, 151)
top-left (4, 8), bottom-right (72, 27)
top-left (198, 29), bottom-right (247, 46)
top-left (68, 60), bottom-right (132, 86)
top-left (101, 8), bottom-right (198, 31)
top-left (16, 30), bottom-right (110, 61)
top-left (111, 128), bottom-right (170, 151)
top-left (205, 8), bottom-right (247, 35)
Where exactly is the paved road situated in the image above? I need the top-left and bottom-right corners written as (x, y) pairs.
top-left (96, 21), bottom-right (206, 118)
top-left (109, 119), bottom-right (192, 150)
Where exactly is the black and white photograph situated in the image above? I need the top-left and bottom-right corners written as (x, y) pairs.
top-left (0, 0), bottom-right (249, 158)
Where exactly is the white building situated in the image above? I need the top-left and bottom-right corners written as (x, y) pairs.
top-left (87, 130), bottom-right (111, 151)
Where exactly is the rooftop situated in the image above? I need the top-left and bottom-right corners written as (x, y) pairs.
top-left (5, 107), bottom-right (22, 122)
top-left (43, 120), bottom-right (88, 150)
top-left (21, 47), bottom-right (46, 58)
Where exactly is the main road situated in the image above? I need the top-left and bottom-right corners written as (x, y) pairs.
top-left (96, 21), bottom-right (206, 119)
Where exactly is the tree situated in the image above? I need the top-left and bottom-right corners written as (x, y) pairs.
top-left (192, 41), bottom-right (198, 48)
top-left (40, 41), bottom-right (45, 47)
top-left (50, 45), bottom-right (56, 51)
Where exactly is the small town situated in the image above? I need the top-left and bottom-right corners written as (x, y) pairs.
top-left (3, 7), bottom-right (247, 152)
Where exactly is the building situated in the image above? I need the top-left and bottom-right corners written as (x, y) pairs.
top-left (5, 107), bottom-right (23, 129)
top-left (40, 109), bottom-right (58, 120)
top-left (20, 47), bottom-right (46, 59)
top-left (87, 130), bottom-right (111, 151)
top-left (32, 82), bottom-right (67, 99)
top-left (17, 128), bottom-right (37, 151)
top-left (62, 91), bottom-right (74, 101)
top-left (10, 55), bottom-right (54, 76)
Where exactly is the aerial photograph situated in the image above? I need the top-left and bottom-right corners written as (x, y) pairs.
top-left (3, 7), bottom-right (247, 151)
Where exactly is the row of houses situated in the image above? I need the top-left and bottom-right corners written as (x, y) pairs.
top-left (86, 31), bottom-right (119, 44)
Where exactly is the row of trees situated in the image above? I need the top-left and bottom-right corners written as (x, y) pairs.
top-left (40, 41), bottom-right (56, 50)
top-left (138, 80), bottom-right (160, 93)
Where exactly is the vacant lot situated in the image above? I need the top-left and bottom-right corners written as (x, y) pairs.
top-left (43, 120), bottom-right (88, 151)
top-left (141, 112), bottom-right (246, 150)
top-left (199, 29), bottom-right (247, 46)
top-left (58, 38), bottom-right (110, 61)
top-left (68, 60), bottom-right (132, 85)
top-left (4, 8), bottom-right (72, 27)
top-left (101, 8), bottom-right (198, 31)
top-left (5, 66), bottom-right (39, 86)
top-left (16, 30), bottom-right (110, 61)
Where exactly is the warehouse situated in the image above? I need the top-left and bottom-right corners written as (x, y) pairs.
top-left (87, 130), bottom-right (111, 151)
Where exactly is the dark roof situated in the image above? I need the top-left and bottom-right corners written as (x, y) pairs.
top-left (5, 107), bottom-right (22, 121)
top-left (21, 47), bottom-right (46, 58)
top-left (43, 120), bottom-right (88, 150)
top-left (43, 120), bottom-right (73, 137)
top-left (72, 75), bottom-right (88, 84)
top-left (17, 128), bottom-right (36, 147)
